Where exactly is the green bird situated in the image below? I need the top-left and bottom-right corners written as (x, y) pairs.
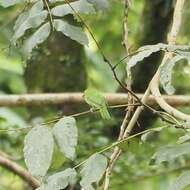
top-left (84, 88), bottom-right (111, 120)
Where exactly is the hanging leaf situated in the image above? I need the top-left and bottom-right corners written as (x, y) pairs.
top-left (24, 126), bottom-right (54, 178)
top-left (84, 88), bottom-right (111, 119)
top-left (35, 168), bottom-right (77, 190)
top-left (53, 117), bottom-right (78, 160)
top-left (80, 153), bottom-right (107, 190)
top-left (160, 55), bottom-right (184, 95)
top-left (54, 19), bottom-right (88, 45)
top-left (151, 143), bottom-right (190, 165)
top-left (87, 0), bottom-right (109, 10)
top-left (0, 0), bottom-right (25, 7)
top-left (51, 0), bottom-right (95, 17)
top-left (178, 134), bottom-right (190, 144)
top-left (168, 171), bottom-right (190, 190)
top-left (127, 45), bottom-right (162, 70)
top-left (12, 1), bottom-right (48, 43)
top-left (23, 22), bottom-right (51, 57)
top-left (127, 43), bottom-right (190, 71)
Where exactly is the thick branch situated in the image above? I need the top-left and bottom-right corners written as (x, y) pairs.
top-left (150, 0), bottom-right (188, 121)
top-left (0, 155), bottom-right (40, 189)
top-left (0, 93), bottom-right (189, 107)
top-left (123, 0), bottom-right (186, 137)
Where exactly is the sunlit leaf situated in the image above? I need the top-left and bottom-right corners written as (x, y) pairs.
top-left (53, 117), bottom-right (78, 160)
top-left (151, 143), bottom-right (190, 164)
top-left (168, 171), bottom-right (190, 190)
top-left (35, 168), bottom-right (77, 190)
top-left (54, 19), bottom-right (88, 45)
top-left (23, 22), bottom-right (51, 57)
top-left (24, 126), bottom-right (54, 178)
top-left (51, 0), bottom-right (95, 17)
top-left (178, 134), bottom-right (190, 144)
top-left (127, 45), bottom-right (161, 70)
top-left (160, 55), bottom-right (184, 95)
top-left (87, 0), bottom-right (109, 10)
top-left (128, 43), bottom-right (190, 71)
top-left (0, 0), bottom-right (25, 7)
top-left (13, 1), bottom-right (48, 43)
top-left (80, 153), bottom-right (107, 190)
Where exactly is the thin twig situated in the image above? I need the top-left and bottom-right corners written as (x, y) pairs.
top-left (0, 103), bottom-right (139, 133)
top-left (42, 0), bottom-right (54, 31)
top-left (74, 126), bottom-right (169, 170)
top-left (117, 164), bottom-right (190, 184)
top-left (104, 1), bottom-right (133, 189)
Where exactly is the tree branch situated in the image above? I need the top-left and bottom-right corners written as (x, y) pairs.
top-left (0, 93), bottom-right (189, 107)
top-left (150, 0), bottom-right (189, 121)
top-left (0, 155), bottom-right (40, 189)
top-left (123, 0), bottom-right (186, 138)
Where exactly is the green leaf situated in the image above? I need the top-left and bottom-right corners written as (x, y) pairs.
top-left (176, 50), bottom-right (190, 61)
top-left (87, 0), bottom-right (109, 10)
top-left (53, 117), bottom-right (78, 160)
top-left (80, 153), bottom-right (107, 190)
top-left (0, 0), bottom-right (25, 7)
top-left (84, 88), bottom-right (110, 119)
top-left (127, 43), bottom-right (190, 71)
top-left (168, 171), bottom-right (190, 190)
top-left (54, 19), bottom-right (88, 45)
top-left (51, 0), bottom-right (95, 17)
top-left (23, 22), bottom-right (51, 57)
top-left (160, 55), bottom-right (185, 95)
top-left (127, 44), bottom-right (162, 70)
top-left (178, 134), bottom-right (190, 144)
top-left (36, 168), bottom-right (77, 190)
top-left (13, 1), bottom-right (48, 43)
top-left (50, 143), bottom-right (66, 170)
top-left (151, 143), bottom-right (190, 164)
top-left (24, 126), bottom-right (54, 178)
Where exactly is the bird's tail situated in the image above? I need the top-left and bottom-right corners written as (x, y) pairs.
top-left (100, 106), bottom-right (111, 120)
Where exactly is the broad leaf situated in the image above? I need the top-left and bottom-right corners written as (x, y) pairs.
top-left (51, 0), bottom-right (95, 17)
top-left (178, 134), bottom-right (190, 144)
top-left (24, 126), bottom-right (54, 177)
top-left (84, 88), bottom-right (110, 119)
top-left (54, 19), bottom-right (88, 45)
top-left (13, 1), bottom-right (48, 43)
top-left (0, 0), bottom-right (25, 7)
top-left (127, 43), bottom-right (190, 71)
top-left (23, 22), bottom-right (51, 57)
top-left (141, 127), bottom-right (164, 142)
top-left (168, 171), bottom-right (190, 190)
top-left (151, 143), bottom-right (190, 164)
top-left (160, 55), bottom-right (184, 95)
top-left (53, 117), bottom-right (78, 160)
top-left (35, 168), bottom-right (77, 190)
top-left (0, 0), bottom-right (38, 8)
top-left (127, 45), bottom-right (162, 70)
top-left (80, 153), bottom-right (107, 190)
top-left (87, 0), bottom-right (109, 10)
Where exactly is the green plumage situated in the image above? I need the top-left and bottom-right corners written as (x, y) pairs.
top-left (84, 88), bottom-right (111, 120)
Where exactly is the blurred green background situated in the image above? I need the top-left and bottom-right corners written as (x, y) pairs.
top-left (0, 0), bottom-right (190, 189)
